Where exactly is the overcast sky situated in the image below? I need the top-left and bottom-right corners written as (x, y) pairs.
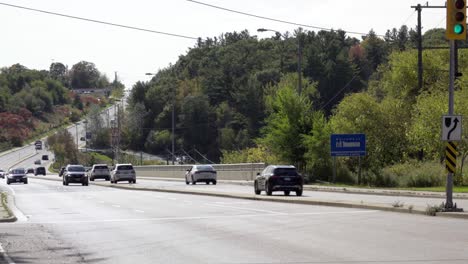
top-left (0, 0), bottom-right (446, 88)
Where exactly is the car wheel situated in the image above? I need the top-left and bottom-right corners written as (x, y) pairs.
top-left (284, 191), bottom-right (290, 196)
top-left (64, 179), bottom-right (69, 186)
top-left (185, 180), bottom-right (189, 185)
top-left (106, 177), bottom-right (110, 181)
top-left (192, 176), bottom-right (196, 185)
top-left (266, 182), bottom-right (272, 196)
top-left (254, 182), bottom-right (261, 195)
top-left (90, 177), bottom-right (94, 181)
top-left (213, 180), bottom-right (217, 185)
top-left (6, 180), bottom-right (10, 185)
top-left (206, 181), bottom-right (209, 185)
top-left (24, 179), bottom-right (28, 184)
top-left (296, 190), bottom-right (303, 196)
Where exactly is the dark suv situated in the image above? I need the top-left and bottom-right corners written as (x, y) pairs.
top-left (63, 165), bottom-right (88, 186)
top-left (34, 167), bottom-right (46, 176)
top-left (254, 165), bottom-right (303, 196)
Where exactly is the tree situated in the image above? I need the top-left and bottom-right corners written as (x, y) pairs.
top-left (70, 61), bottom-right (101, 88)
top-left (49, 62), bottom-right (70, 87)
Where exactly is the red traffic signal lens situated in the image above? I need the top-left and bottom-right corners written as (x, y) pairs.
top-left (456, 12), bottom-right (465, 21)
top-left (455, 0), bottom-right (465, 9)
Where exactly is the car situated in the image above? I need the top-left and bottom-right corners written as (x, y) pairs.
top-left (62, 164), bottom-right (88, 186)
top-left (34, 159), bottom-right (41, 165)
top-left (34, 166), bottom-right (46, 176)
top-left (58, 167), bottom-right (65, 177)
top-left (88, 164), bottom-right (110, 181)
top-left (6, 168), bottom-right (28, 185)
top-left (110, 163), bottom-right (136, 184)
top-left (42, 155), bottom-right (49, 161)
top-left (26, 168), bottom-right (35, 174)
top-left (254, 165), bottom-right (303, 196)
top-left (0, 169), bottom-right (5, 179)
top-left (185, 165), bottom-right (217, 185)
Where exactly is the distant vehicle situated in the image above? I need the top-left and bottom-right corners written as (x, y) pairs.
top-left (110, 164), bottom-right (136, 184)
top-left (88, 164), bottom-right (110, 181)
top-left (6, 168), bottom-right (28, 185)
top-left (254, 165), bottom-right (303, 196)
top-left (42, 155), bottom-right (49, 161)
top-left (0, 169), bottom-right (5, 179)
top-left (80, 137), bottom-right (85, 141)
top-left (34, 159), bottom-right (41, 165)
top-left (35, 140), bottom-right (42, 150)
top-left (58, 167), bottom-right (65, 177)
top-left (63, 164), bottom-right (88, 186)
top-left (34, 167), bottom-right (46, 176)
top-left (185, 165), bottom-right (217, 185)
top-left (26, 168), bottom-right (35, 174)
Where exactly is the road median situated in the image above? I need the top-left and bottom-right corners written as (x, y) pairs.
top-left (0, 192), bottom-right (17, 223)
top-left (31, 176), bottom-right (468, 220)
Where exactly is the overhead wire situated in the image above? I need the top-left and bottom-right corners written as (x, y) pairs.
top-left (186, 0), bottom-right (385, 37)
top-left (0, 2), bottom-right (198, 40)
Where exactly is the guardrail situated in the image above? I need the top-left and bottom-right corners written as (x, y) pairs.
top-left (134, 163), bottom-right (266, 181)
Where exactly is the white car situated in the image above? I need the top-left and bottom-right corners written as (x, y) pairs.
top-left (0, 169), bottom-right (5, 179)
top-left (110, 164), bottom-right (136, 184)
top-left (185, 165), bottom-right (217, 185)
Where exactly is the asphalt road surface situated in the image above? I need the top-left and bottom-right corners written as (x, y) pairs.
top-left (1, 177), bottom-right (468, 264)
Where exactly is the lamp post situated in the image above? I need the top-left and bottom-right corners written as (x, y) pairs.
top-left (146, 73), bottom-right (175, 165)
top-left (257, 28), bottom-right (303, 95)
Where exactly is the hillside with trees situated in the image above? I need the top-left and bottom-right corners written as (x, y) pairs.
top-left (0, 61), bottom-right (122, 151)
top-left (125, 25), bottom-right (468, 187)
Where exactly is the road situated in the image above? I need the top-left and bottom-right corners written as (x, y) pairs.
top-left (2, 178), bottom-right (468, 264)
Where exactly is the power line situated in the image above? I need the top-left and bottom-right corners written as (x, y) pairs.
top-left (319, 72), bottom-right (360, 111)
top-left (186, 0), bottom-right (385, 37)
top-left (0, 2), bottom-right (198, 40)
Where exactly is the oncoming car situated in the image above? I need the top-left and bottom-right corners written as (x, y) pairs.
top-left (63, 164), bottom-right (88, 186)
top-left (254, 165), bottom-right (303, 196)
top-left (185, 165), bottom-right (217, 185)
top-left (6, 168), bottom-right (28, 185)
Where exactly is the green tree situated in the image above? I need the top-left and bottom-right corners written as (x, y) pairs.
top-left (70, 61), bottom-right (101, 88)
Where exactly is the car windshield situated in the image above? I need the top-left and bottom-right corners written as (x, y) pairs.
top-left (11, 168), bottom-right (26, 174)
top-left (117, 165), bottom-right (133, 170)
top-left (68, 166), bottom-right (85, 172)
top-left (274, 168), bottom-right (298, 176)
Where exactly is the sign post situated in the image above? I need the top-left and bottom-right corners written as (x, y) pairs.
top-left (330, 134), bottom-right (366, 184)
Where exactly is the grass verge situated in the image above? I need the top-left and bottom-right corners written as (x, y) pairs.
top-left (313, 183), bottom-right (468, 193)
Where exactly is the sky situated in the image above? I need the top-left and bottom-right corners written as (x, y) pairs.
top-left (0, 0), bottom-right (447, 88)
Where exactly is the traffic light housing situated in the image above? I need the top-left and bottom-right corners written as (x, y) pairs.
top-left (447, 0), bottom-right (467, 40)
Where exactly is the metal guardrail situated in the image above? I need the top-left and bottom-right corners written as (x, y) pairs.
top-left (134, 163), bottom-right (266, 181)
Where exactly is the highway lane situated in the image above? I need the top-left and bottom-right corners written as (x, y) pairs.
top-left (2, 178), bottom-right (468, 263)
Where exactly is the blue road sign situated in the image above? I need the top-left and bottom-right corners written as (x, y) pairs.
top-left (331, 134), bottom-right (366, 157)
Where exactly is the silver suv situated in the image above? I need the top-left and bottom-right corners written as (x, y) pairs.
top-left (110, 164), bottom-right (136, 184)
top-left (63, 164), bottom-right (88, 186)
top-left (89, 164), bottom-right (110, 181)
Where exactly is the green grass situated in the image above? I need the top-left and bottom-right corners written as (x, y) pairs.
top-left (312, 183), bottom-right (468, 193)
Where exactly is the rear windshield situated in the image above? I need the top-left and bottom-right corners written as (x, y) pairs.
top-left (196, 165), bottom-right (214, 171)
top-left (68, 166), bottom-right (85, 172)
top-left (11, 169), bottom-right (26, 174)
top-left (36, 167), bottom-right (45, 171)
top-left (94, 166), bottom-right (108, 170)
top-left (117, 165), bottom-right (133, 170)
top-left (274, 168), bottom-right (298, 176)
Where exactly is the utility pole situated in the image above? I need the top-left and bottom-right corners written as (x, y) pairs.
top-left (297, 30), bottom-right (303, 95)
top-left (171, 101), bottom-right (175, 165)
top-left (411, 3), bottom-right (446, 91)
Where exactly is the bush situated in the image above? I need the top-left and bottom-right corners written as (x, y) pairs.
top-left (378, 160), bottom-right (445, 187)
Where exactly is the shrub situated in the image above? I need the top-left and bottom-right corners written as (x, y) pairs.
top-left (380, 160), bottom-right (445, 187)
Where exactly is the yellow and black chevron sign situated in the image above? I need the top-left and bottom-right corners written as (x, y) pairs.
top-left (446, 141), bottom-right (458, 173)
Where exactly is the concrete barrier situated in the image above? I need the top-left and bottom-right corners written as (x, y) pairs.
top-left (134, 163), bottom-right (266, 181)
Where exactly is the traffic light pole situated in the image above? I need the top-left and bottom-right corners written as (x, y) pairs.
top-left (445, 40), bottom-right (456, 210)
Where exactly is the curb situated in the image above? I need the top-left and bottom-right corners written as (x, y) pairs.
top-left (31, 176), bottom-right (468, 219)
top-left (0, 192), bottom-right (17, 223)
top-left (138, 177), bottom-right (468, 200)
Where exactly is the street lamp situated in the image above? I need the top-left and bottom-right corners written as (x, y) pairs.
top-left (257, 28), bottom-right (303, 95)
top-left (146, 72), bottom-right (175, 165)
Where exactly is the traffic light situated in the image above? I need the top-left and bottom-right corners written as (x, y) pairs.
top-left (446, 0), bottom-right (467, 40)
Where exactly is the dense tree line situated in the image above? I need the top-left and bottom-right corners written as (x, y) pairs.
top-left (125, 25), bottom-right (468, 186)
top-left (0, 61), bottom-right (114, 148)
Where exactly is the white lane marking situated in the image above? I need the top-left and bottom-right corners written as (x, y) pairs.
top-left (0, 242), bottom-right (16, 264)
top-left (205, 203), bottom-right (286, 215)
top-left (168, 197), bottom-right (177, 201)
top-left (134, 210), bottom-right (145, 213)
top-left (214, 201), bottom-right (251, 205)
top-left (112, 205), bottom-right (121, 208)
top-left (22, 210), bottom-right (378, 225)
